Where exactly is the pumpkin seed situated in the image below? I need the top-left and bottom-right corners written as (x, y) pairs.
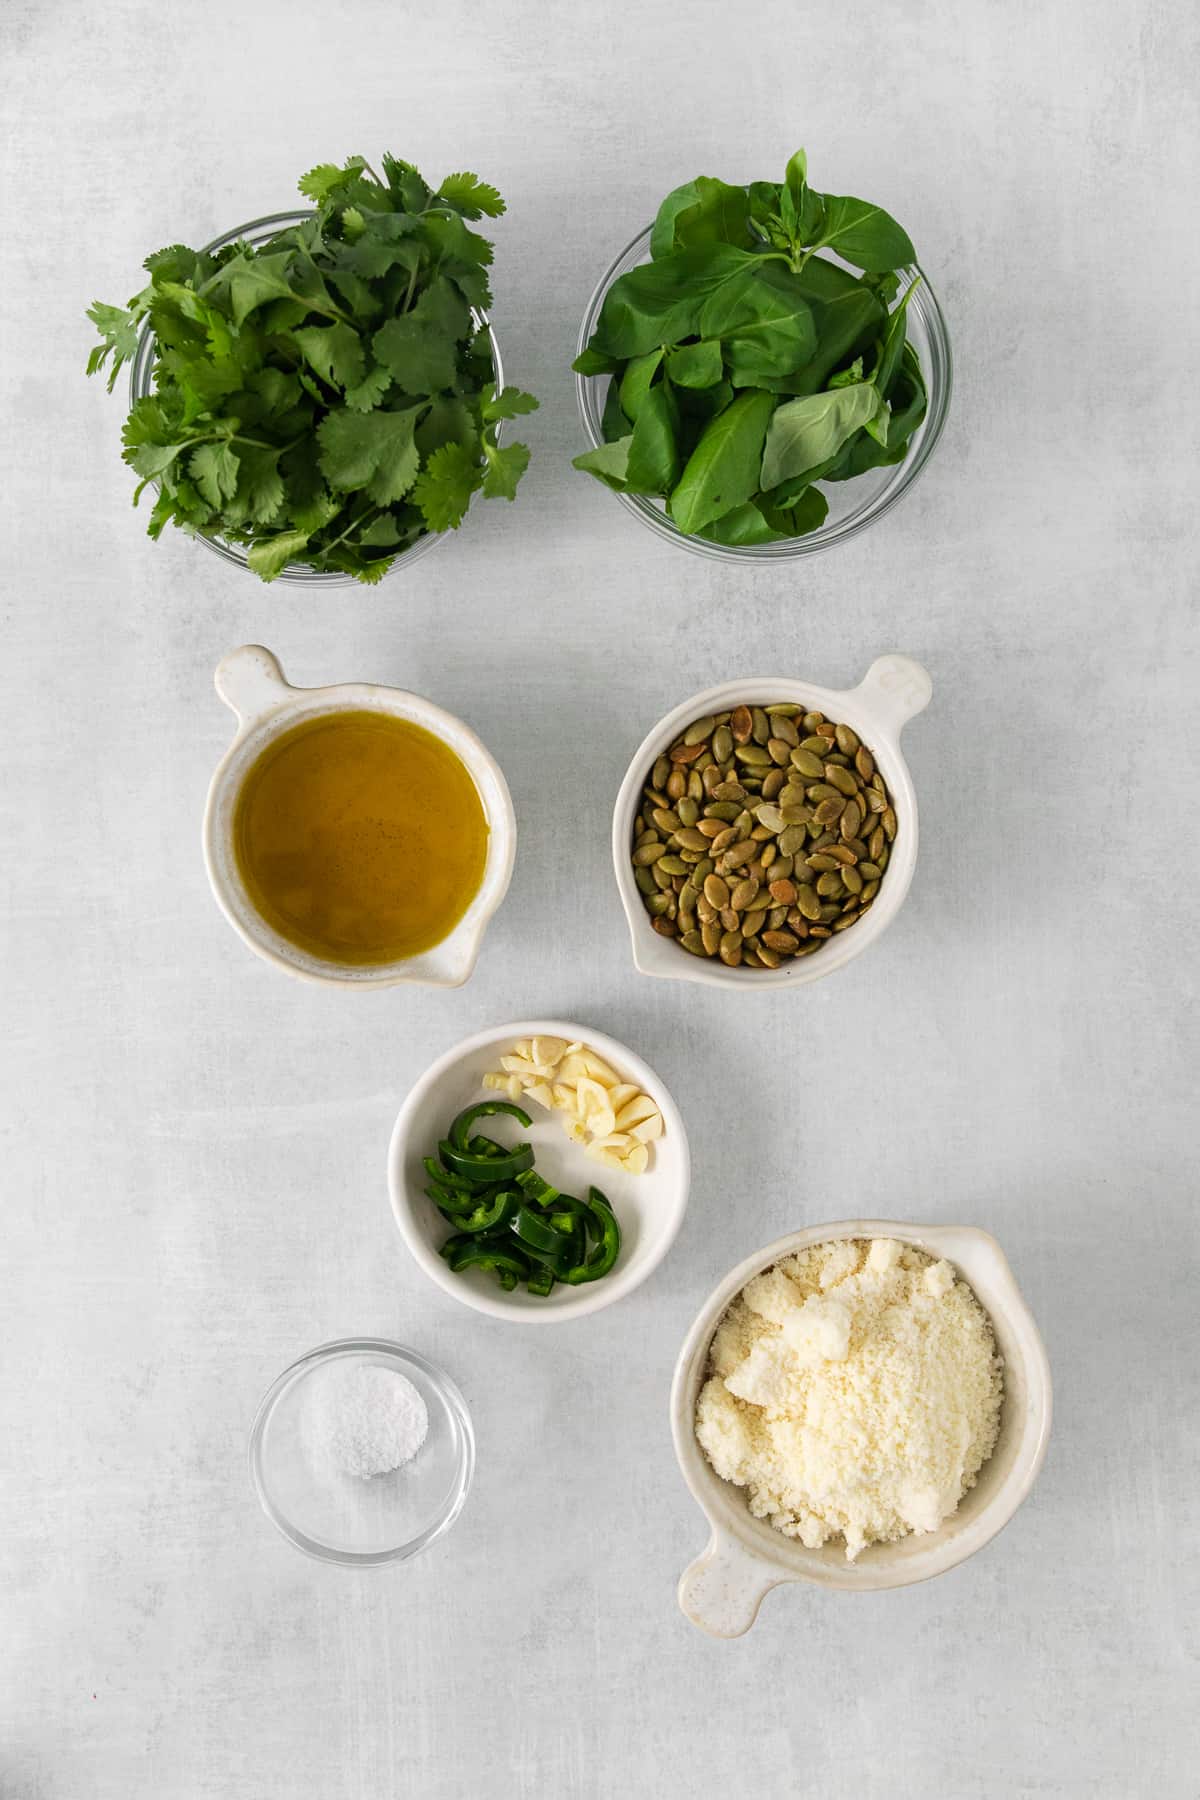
top-left (795, 884), bottom-right (822, 921)
top-left (710, 724), bottom-right (732, 763)
top-left (632, 701), bottom-right (895, 967)
top-left (790, 748), bottom-right (825, 779)
top-left (824, 763), bottom-right (858, 796)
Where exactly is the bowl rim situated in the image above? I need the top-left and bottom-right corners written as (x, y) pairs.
top-left (611, 657), bottom-right (930, 990)
top-left (247, 1337), bottom-right (476, 1566)
top-left (573, 221), bottom-right (953, 563)
top-left (387, 1018), bottom-right (691, 1323)
top-left (202, 646), bottom-right (517, 990)
top-left (128, 209), bottom-right (503, 587)
top-left (670, 1220), bottom-right (1053, 1603)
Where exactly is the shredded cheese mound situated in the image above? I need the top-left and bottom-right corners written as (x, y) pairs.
top-left (696, 1238), bottom-right (1003, 1561)
top-left (481, 1036), bottom-right (663, 1175)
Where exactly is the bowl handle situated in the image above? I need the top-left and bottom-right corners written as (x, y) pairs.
top-left (678, 1527), bottom-right (785, 1637)
top-left (849, 654), bottom-right (933, 737)
top-left (214, 645), bottom-right (294, 726)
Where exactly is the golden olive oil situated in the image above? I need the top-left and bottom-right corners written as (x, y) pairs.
top-left (233, 710), bottom-right (489, 965)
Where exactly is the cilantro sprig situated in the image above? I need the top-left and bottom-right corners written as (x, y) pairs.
top-left (88, 155), bottom-right (537, 582)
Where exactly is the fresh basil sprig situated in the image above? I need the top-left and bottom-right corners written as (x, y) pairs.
top-left (572, 149), bottom-right (925, 545)
top-left (88, 155), bottom-right (537, 583)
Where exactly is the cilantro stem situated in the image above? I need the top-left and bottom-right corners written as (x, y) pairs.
top-left (314, 504), bottom-right (379, 563)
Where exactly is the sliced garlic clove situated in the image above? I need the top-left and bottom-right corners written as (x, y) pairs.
top-left (614, 1094), bottom-right (659, 1130)
top-left (631, 1112), bottom-right (663, 1143)
top-left (621, 1144), bottom-right (649, 1175)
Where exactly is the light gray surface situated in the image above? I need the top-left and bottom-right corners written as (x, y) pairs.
top-left (2, 1), bottom-right (1197, 1795)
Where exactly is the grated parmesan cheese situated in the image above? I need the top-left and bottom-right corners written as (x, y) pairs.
top-left (695, 1238), bottom-right (1003, 1561)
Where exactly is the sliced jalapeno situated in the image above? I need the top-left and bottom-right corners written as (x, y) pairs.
top-left (449, 1101), bottom-right (532, 1153)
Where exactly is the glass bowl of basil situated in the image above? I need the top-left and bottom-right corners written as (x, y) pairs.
top-left (572, 154), bottom-right (951, 561)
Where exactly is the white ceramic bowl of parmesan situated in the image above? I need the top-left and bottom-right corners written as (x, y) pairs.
top-left (388, 1020), bottom-right (690, 1323)
top-left (670, 1221), bottom-right (1052, 1636)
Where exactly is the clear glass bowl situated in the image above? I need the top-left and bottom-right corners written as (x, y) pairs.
top-left (248, 1339), bottom-right (475, 1565)
top-left (574, 225), bottom-right (952, 564)
top-left (128, 210), bottom-right (504, 587)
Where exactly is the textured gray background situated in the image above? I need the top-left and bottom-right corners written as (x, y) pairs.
top-left (3, 1), bottom-right (1198, 1795)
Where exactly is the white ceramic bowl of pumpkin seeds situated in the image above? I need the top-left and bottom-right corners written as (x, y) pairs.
top-left (612, 655), bottom-right (932, 988)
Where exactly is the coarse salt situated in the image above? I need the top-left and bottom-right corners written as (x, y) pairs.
top-left (307, 1360), bottom-right (429, 1481)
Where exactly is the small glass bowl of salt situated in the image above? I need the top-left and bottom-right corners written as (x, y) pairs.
top-left (249, 1340), bottom-right (474, 1564)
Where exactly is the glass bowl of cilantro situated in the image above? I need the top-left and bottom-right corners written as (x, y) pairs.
top-left (89, 156), bottom-right (538, 586)
top-left (572, 151), bottom-right (950, 562)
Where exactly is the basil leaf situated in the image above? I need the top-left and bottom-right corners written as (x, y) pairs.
top-left (669, 389), bottom-right (774, 534)
top-left (700, 500), bottom-right (791, 546)
top-left (760, 383), bottom-right (879, 490)
top-left (650, 177), bottom-right (754, 258)
top-left (811, 193), bottom-right (915, 272)
top-left (666, 341), bottom-right (723, 388)
top-left (591, 246), bottom-right (766, 359)
top-left (625, 385), bottom-right (680, 494)
top-left (572, 435), bottom-right (633, 490)
top-left (783, 149), bottom-right (825, 244)
top-left (619, 348), bottom-right (665, 422)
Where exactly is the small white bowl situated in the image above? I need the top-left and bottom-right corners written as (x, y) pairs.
top-left (388, 1020), bottom-right (690, 1322)
top-left (202, 645), bottom-right (516, 988)
top-left (671, 1220), bottom-right (1052, 1635)
top-left (612, 655), bottom-right (932, 989)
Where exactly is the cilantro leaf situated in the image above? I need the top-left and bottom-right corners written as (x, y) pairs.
top-left (482, 440), bottom-right (530, 501)
top-left (482, 383), bottom-right (539, 423)
top-left (437, 173), bottom-right (506, 219)
top-left (292, 321), bottom-right (366, 391)
top-left (203, 252), bottom-right (298, 327)
top-left (247, 528), bottom-right (313, 581)
top-left (411, 441), bottom-right (482, 530)
top-left (189, 442), bottom-right (241, 509)
top-left (317, 405), bottom-right (423, 504)
top-left (226, 445), bottom-right (285, 525)
top-left (298, 157), bottom-right (367, 202)
top-left (372, 316), bottom-right (458, 393)
top-left (344, 364), bottom-right (392, 412)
